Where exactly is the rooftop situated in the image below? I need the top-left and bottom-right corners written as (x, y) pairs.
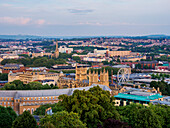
top-left (114, 92), bottom-right (163, 102)
top-left (0, 84), bottom-right (111, 99)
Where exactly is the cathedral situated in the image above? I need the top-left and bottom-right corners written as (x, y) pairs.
top-left (57, 66), bottom-right (109, 88)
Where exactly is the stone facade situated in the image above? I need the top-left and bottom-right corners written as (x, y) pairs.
top-left (8, 71), bottom-right (59, 84)
top-left (89, 68), bottom-right (109, 87)
top-left (75, 65), bottom-right (88, 81)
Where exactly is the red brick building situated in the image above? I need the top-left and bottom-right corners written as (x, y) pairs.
top-left (2, 63), bottom-right (26, 73)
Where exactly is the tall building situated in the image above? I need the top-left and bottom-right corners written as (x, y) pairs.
top-left (75, 65), bottom-right (88, 81)
top-left (54, 40), bottom-right (59, 58)
top-left (89, 68), bottom-right (109, 87)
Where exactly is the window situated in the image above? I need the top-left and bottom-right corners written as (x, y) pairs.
top-left (53, 97), bottom-right (54, 99)
top-left (8, 102), bottom-right (10, 105)
top-left (24, 98), bottom-right (25, 101)
top-left (4, 102), bottom-right (6, 105)
top-left (27, 98), bottom-right (29, 100)
top-left (38, 97), bottom-right (40, 100)
top-left (35, 97), bottom-right (37, 100)
top-left (31, 98), bottom-right (33, 100)
top-left (31, 108), bottom-right (34, 114)
top-left (49, 97), bottom-right (51, 100)
top-left (46, 97), bottom-right (47, 100)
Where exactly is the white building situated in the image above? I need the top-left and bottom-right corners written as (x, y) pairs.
top-left (94, 49), bottom-right (108, 54)
top-left (59, 46), bottom-right (73, 54)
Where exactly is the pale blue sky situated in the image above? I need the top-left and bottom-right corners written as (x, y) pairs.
top-left (0, 0), bottom-right (170, 36)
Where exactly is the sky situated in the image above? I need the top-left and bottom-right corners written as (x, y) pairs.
top-left (0, 0), bottom-right (170, 36)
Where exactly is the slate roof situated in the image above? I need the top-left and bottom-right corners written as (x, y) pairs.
top-left (0, 84), bottom-right (111, 99)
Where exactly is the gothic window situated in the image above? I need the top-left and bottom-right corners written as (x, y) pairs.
top-left (31, 108), bottom-right (34, 114)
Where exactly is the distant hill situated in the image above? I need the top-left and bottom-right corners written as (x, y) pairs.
top-left (0, 35), bottom-right (42, 40)
top-left (0, 34), bottom-right (170, 40)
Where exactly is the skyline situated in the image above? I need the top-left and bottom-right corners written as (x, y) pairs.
top-left (0, 0), bottom-right (170, 36)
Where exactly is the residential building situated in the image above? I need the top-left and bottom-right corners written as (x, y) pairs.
top-left (59, 46), bottom-right (73, 54)
top-left (107, 51), bottom-right (131, 57)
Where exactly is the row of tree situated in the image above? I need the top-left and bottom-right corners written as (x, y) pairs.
top-left (151, 73), bottom-right (170, 80)
top-left (150, 81), bottom-right (170, 96)
top-left (1, 80), bottom-right (58, 90)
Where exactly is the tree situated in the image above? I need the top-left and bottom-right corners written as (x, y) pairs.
top-left (34, 102), bottom-right (64, 115)
top-left (134, 108), bottom-right (162, 128)
top-left (59, 86), bottom-right (120, 128)
top-left (12, 111), bottom-right (37, 128)
top-left (0, 106), bottom-right (17, 128)
top-left (0, 73), bottom-right (8, 81)
top-left (117, 103), bottom-right (144, 127)
top-left (150, 81), bottom-right (170, 96)
top-left (27, 81), bottom-right (43, 90)
top-left (40, 111), bottom-right (87, 128)
top-left (72, 56), bottom-right (81, 61)
top-left (4, 83), bottom-right (16, 90)
top-left (98, 118), bottom-right (130, 128)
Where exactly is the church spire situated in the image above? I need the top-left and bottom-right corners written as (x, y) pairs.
top-left (54, 39), bottom-right (59, 58)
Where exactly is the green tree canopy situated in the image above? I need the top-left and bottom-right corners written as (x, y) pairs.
top-left (59, 85), bottom-right (120, 128)
top-left (0, 106), bottom-right (17, 128)
top-left (134, 108), bottom-right (162, 128)
top-left (33, 102), bottom-right (64, 115)
top-left (12, 111), bottom-right (37, 128)
top-left (0, 73), bottom-right (8, 81)
top-left (40, 111), bottom-right (86, 128)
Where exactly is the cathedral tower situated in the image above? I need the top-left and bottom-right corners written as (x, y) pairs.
top-left (75, 65), bottom-right (88, 81)
top-left (88, 68), bottom-right (109, 87)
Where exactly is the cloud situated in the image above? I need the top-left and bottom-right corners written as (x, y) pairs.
top-left (0, 17), bottom-right (31, 25)
top-left (68, 9), bottom-right (94, 14)
top-left (34, 19), bottom-right (45, 25)
top-left (0, 17), bottom-right (46, 25)
top-left (1, 4), bottom-right (13, 7)
top-left (78, 21), bottom-right (102, 26)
